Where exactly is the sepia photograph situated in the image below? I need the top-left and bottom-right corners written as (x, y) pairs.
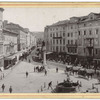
top-left (0, 1), bottom-right (100, 98)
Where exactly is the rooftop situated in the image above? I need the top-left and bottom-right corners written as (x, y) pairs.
top-left (47, 12), bottom-right (100, 27)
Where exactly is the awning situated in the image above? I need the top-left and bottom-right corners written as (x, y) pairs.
top-left (66, 65), bottom-right (72, 68)
top-left (33, 55), bottom-right (39, 58)
top-left (73, 66), bottom-right (81, 70)
top-left (86, 69), bottom-right (94, 74)
top-left (4, 55), bottom-right (15, 60)
top-left (93, 59), bottom-right (100, 61)
top-left (46, 52), bottom-right (52, 54)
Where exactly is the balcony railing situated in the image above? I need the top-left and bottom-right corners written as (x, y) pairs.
top-left (53, 37), bottom-right (62, 39)
top-left (66, 44), bottom-right (77, 47)
top-left (86, 44), bottom-right (94, 48)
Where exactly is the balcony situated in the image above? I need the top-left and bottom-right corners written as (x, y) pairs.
top-left (53, 37), bottom-right (62, 39)
top-left (67, 52), bottom-right (78, 55)
top-left (66, 44), bottom-right (77, 47)
top-left (85, 42), bottom-right (94, 48)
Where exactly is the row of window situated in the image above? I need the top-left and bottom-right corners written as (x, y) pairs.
top-left (51, 39), bottom-right (65, 45)
top-left (67, 48), bottom-right (77, 53)
top-left (50, 46), bottom-right (65, 52)
top-left (50, 39), bottom-right (77, 45)
top-left (50, 32), bottom-right (65, 37)
top-left (78, 29), bottom-right (99, 36)
top-left (49, 27), bottom-right (65, 31)
top-left (48, 21), bottom-right (100, 34)
top-left (84, 48), bottom-right (98, 55)
top-left (67, 40), bottom-right (77, 45)
top-left (50, 29), bottom-right (99, 39)
top-left (67, 32), bottom-right (73, 37)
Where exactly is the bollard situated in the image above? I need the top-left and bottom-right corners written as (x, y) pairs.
top-left (38, 90), bottom-right (39, 93)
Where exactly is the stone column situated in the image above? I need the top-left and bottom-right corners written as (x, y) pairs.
top-left (43, 46), bottom-right (47, 70)
top-left (43, 51), bottom-right (46, 66)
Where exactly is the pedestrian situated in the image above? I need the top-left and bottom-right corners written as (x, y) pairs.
top-left (41, 86), bottom-right (43, 91)
top-left (0, 75), bottom-right (2, 80)
top-left (92, 83), bottom-right (94, 89)
top-left (34, 67), bottom-right (36, 72)
top-left (26, 71), bottom-right (28, 78)
top-left (45, 70), bottom-right (47, 76)
top-left (3, 73), bottom-right (4, 78)
top-left (1, 84), bottom-right (5, 92)
top-left (56, 67), bottom-right (58, 73)
top-left (44, 82), bottom-right (46, 88)
top-left (29, 59), bottom-right (31, 63)
top-left (80, 81), bottom-right (82, 87)
top-left (48, 81), bottom-right (52, 90)
top-left (9, 86), bottom-right (12, 93)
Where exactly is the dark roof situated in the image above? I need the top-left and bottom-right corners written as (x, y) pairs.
top-left (50, 20), bottom-right (69, 27)
top-left (3, 28), bottom-right (18, 35)
top-left (4, 22), bottom-right (27, 34)
top-left (46, 12), bottom-right (100, 27)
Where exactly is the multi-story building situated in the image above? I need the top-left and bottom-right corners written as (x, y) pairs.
top-left (0, 8), bottom-right (4, 70)
top-left (3, 20), bottom-right (27, 51)
top-left (3, 29), bottom-right (18, 55)
top-left (44, 20), bottom-right (68, 53)
top-left (3, 29), bottom-right (18, 68)
top-left (77, 13), bottom-right (100, 64)
top-left (44, 12), bottom-right (100, 64)
top-left (30, 32), bottom-right (37, 49)
top-left (31, 32), bottom-right (43, 47)
top-left (24, 28), bottom-right (31, 49)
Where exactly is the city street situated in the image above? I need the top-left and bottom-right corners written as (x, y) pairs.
top-left (0, 49), bottom-right (99, 93)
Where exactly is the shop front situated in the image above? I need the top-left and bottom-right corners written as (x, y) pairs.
top-left (4, 55), bottom-right (17, 69)
top-left (0, 57), bottom-right (4, 71)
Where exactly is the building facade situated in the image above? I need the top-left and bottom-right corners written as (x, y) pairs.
top-left (24, 28), bottom-right (31, 49)
top-left (31, 32), bottom-right (43, 48)
top-left (44, 21), bottom-right (67, 53)
top-left (3, 21), bottom-right (27, 51)
top-left (44, 12), bottom-right (100, 64)
top-left (77, 13), bottom-right (100, 64)
top-left (0, 8), bottom-right (4, 70)
top-left (3, 29), bottom-right (18, 69)
top-left (3, 29), bottom-right (18, 56)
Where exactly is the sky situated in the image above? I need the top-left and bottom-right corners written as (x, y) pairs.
top-left (3, 7), bottom-right (100, 32)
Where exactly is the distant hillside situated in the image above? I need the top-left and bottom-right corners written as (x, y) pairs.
top-left (31, 32), bottom-right (44, 40)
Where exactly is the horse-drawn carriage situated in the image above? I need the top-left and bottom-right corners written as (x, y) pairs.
top-left (72, 66), bottom-right (82, 74)
top-left (78, 68), bottom-right (87, 78)
top-left (78, 68), bottom-right (94, 78)
top-left (35, 65), bottom-right (45, 72)
top-left (85, 69), bottom-right (94, 78)
top-left (65, 65), bottom-right (73, 72)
